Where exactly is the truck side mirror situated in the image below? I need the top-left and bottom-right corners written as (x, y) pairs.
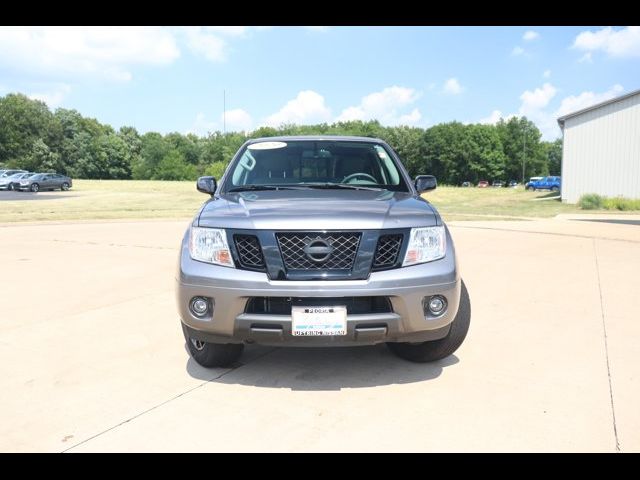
top-left (197, 176), bottom-right (217, 195)
top-left (415, 175), bottom-right (437, 193)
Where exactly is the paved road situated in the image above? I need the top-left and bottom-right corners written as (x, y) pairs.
top-left (0, 191), bottom-right (75, 201)
top-left (0, 217), bottom-right (638, 452)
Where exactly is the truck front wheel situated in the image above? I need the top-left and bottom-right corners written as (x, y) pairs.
top-left (184, 330), bottom-right (244, 368)
top-left (387, 280), bottom-right (471, 363)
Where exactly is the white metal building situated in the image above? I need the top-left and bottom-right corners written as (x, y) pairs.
top-left (557, 88), bottom-right (640, 203)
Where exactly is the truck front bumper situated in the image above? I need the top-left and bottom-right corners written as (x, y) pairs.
top-left (176, 229), bottom-right (461, 346)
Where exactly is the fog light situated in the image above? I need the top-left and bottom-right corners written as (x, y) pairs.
top-left (424, 295), bottom-right (447, 316)
top-left (190, 297), bottom-right (211, 318)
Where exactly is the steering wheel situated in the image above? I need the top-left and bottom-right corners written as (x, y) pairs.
top-left (342, 172), bottom-right (378, 184)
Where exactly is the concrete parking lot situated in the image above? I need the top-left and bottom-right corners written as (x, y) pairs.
top-left (0, 216), bottom-right (638, 452)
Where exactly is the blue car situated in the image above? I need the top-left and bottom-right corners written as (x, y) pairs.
top-left (526, 176), bottom-right (561, 192)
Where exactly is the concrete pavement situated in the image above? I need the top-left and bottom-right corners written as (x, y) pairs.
top-left (0, 217), bottom-right (638, 452)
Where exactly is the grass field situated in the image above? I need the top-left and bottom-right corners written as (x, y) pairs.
top-left (0, 179), bottom-right (604, 223)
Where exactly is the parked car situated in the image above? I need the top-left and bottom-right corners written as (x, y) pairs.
top-left (17, 173), bottom-right (73, 192)
top-left (492, 180), bottom-right (505, 187)
top-left (508, 180), bottom-right (518, 188)
top-left (0, 169), bottom-right (27, 179)
top-left (177, 136), bottom-right (471, 367)
top-left (524, 176), bottom-right (543, 190)
top-left (461, 181), bottom-right (471, 187)
top-left (477, 180), bottom-right (489, 188)
top-left (0, 172), bottom-right (34, 191)
top-left (526, 176), bottom-right (561, 192)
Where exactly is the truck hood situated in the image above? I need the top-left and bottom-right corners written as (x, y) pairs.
top-left (197, 189), bottom-right (440, 230)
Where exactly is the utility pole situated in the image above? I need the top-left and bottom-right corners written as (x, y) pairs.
top-left (223, 89), bottom-right (226, 135)
top-left (522, 124), bottom-right (527, 184)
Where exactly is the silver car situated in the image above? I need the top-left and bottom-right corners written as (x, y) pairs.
top-left (0, 172), bottom-right (32, 191)
top-left (176, 136), bottom-right (470, 367)
top-left (17, 173), bottom-right (73, 192)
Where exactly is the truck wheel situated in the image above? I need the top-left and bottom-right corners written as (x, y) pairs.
top-left (184, 333), bottom-right (244, 368)
top-left (551, 186), bottom-right (559, 192)
top-left (387, 280), bottom-right (471, 363)
top-left (527, 186), bottom-right (535, 191)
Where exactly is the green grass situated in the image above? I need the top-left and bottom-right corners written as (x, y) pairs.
top-left (422, 186), bottom-right (584, 221)
top-left (0, 180), bottom-right (632, 224)
top-left (0, 179), bottom-right (204, 223)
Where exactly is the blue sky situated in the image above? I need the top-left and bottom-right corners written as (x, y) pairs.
top-left (1, 26), bottom-right (639, 140)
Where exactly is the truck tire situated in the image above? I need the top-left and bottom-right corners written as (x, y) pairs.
top-left (184, 329), bottom-right (244, 368)
top-left (387, 280), bottom-right (471, 363)
top-left (551, 186), bottom-right (559, 192)
top-left (527, 186), bottom-right (535, 191)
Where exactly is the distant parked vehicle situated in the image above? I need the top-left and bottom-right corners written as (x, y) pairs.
top-left (524, 176), bottom-right (543, 190)
top-left (0, 172), bottom-right (34, 191)
top-left (461, 181), bottom-right (471, 187)
top-left (526, 176), bottom-right (561, 192)
top-left (0, 169), bottom-right (27, 179)
top-left (17, 173), bottom-right (73, 192)
top-left (492, 180), bottom-right (505, 187)
top-left (508, 180), bottom-right (518, 188)
top-left (477, 180), bottom-right (489, 188)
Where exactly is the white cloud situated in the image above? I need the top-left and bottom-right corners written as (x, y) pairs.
top-left (573, 26), bottom-right (640, 58)
top-left (515, 83), bottom-right (558, 140)
top-left (512, 46), bottom-right (525, 56)
top-left (182, 27), bottom-right (227, 62)
top-left (264, 90), bottom-right (332, 127)
top-left (479, 83), bottom-right (626, 141)
top-left (443, 77), bottom-right (464, 95)
top-left (335, 86), bottom-right (422, 126)
top-left (479, 110), bottom-right (504, 125)
top-left (28, 84), bottom-right (71, 109)
top-left (554, 84), bottom-right (624, 118)
top-left (0, 27), bottom-right (179, 82)
top-left (222, 108), bottom-right (253, 132)
top-left (543, 69), bottom-right (551, 78)
top-left (188, 113), bottom-right (218, 136)
top-left (397, 109), bottom-right (422, 125)
top-left (181, 26), bottom-right (252, 62)
top-left (523, 30), bottom-right (539, 41)
top-left (519, 82), bottom-right (557, 116)
top-left (578, 52), bottom-right (593, 63)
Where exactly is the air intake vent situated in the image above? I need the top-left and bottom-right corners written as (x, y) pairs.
top-left (373, 234), bottom-right (403, 269)
top-left (234, 235), bottom-right (265, 270)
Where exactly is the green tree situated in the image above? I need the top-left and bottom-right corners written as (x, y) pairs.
top-left (496, 116), bottom-right (548, 182)
top-left (543, 138), bottom-right (563, 176)
top-left (0, 94), bottom-right (57, 166)
top-left (154, 149), bottom-right (197, 180)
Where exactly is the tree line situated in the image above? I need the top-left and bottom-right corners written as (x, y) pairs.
top-left (0, 93), bottom-right (562, 184)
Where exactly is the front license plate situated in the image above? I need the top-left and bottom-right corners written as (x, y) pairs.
top-left (291, 306), bottom-right (347, 336)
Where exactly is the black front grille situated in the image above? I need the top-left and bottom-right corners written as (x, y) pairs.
top-left (234, 234), bottom-right (265, 270)
top-left (373, 234), bottom-right (403, 269)
top-left (245, 296), bottom-right (393, 315)
top-left (276, 232), bottom-right (361, 270)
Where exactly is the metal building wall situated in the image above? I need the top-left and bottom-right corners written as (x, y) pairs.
top-left (561, 92), bottom-right (640, 203)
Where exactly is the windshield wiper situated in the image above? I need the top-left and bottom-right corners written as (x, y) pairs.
top-left (227, 185), bottom-right (306, 192)
top-left (298, 182), bottom-right (384, 192)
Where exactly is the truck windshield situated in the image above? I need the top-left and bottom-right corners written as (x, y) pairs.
top-left (223, 141), bottom-right (409, 192)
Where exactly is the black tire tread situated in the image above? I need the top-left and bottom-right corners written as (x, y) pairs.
top-left (387, 280), bottom-right (471, 363)
top-left (183, 327), bottom-right (244, 368)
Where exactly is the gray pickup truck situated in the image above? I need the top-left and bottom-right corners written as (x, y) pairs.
top-left (176, 136), bottom-right (470, 367)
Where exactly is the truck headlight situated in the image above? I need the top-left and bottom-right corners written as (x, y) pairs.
top-left (403, 226), bottom-right (446, 266)
top-left (189, 227), bottom-right (234, 267)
